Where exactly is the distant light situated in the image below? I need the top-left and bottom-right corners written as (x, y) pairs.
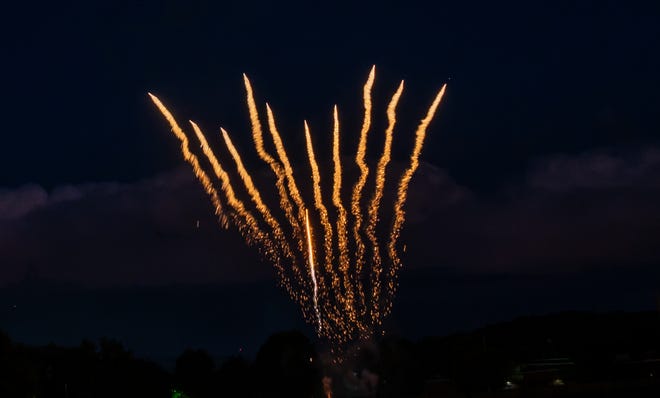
top-left (552, 378), bottom-right (565, 386)
top-left (171, 389), bottom-right (190, 398)
top-left (196, 220), bottom-right (200, 228)
top-left (309, 357), bottom-right (313, 363)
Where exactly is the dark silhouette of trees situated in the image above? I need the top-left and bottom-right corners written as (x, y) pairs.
top-left (0, 331), bottom-right (38, 398)
top-left (2, 310), bottom-right (660, 397)
top-left (0, 334), bottom-right (169, 398)
top-left (376, 337), bottom-right (425, 397)
top-left (254, 330), bottom-right (321, 398)
top-left (216, 356), bottom-right (251, 396)
top-left (174, 348), bottom-right (216, 398)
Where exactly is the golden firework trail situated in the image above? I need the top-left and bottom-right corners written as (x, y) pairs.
top-left (266, 103), bottom-right (339, 327)
top-left (351, 66), bottom-right (376, 324)
top-left (267, 104), bottom-right (346, 336)
top-left (265, 104), bottom-right (305, 213)
top-left (221, 127), bottom-right (292, 258)
top-left (221, 127), bottom-right (301, 297)
top-left (188, 122), bottom-right (276, 260)
top-left (304, 121), bottom-right (338, 297)
top-left (243, 76), bottom-right (310, 303)
top-left (304, 120), bottom-right (350, 339)
top-left (243, 76), bottom-right (302, 239)
top-left (331, 105), bottom-right (358, 330)
top-left (366, 81), bottom-right (404, 325)
top-left (386, 83), bottom-right (448, 316)
top-left (305, 208), bottom-right (322, 331)
top-left (147, 94), bottom-right (228, 228)
top-left (149, 68), bottom-right (447, 347)
top-left (242, 75), bottom-right (272, 166)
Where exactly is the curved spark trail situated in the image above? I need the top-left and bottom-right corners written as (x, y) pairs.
top-left (242, 75), bottom-right (272, 166)
top-left (351, 66), bottom-right (376, 323)
top-left (243, 76), bottom-right (310, 301)
top-left (243, 76), bottom-right (302, 239)
top-left (266, 104), bottom-right (335, 318)
top-left (221, 127), bottom-right (292, 259)
top-left (366, 81), bottom-right (404, 325)
top-left (267, 104), bottom-right (346, 335)
top-left (265, 104), bottom-right (306, 218)
top-left (221, 127), bottom-right (303, 301)
top-left (188, 122), bottom-right (275, 258)
top-left (149, 68), bottom-right (447, 348)
top-left (331, 106), bottom-right (360, 332)
top-left (304, 121), bottom-right (345, 334)
top-left (304, 122), bottom-right (336, 280)
top-left (386, 84), bottom-right (448, 316)
top-left (147, 94), bottom-right (228, 228)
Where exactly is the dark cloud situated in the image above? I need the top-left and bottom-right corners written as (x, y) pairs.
top-left (0, 159), bottom-right (466, 288)
top-left (0, 169), bottom-right (268, 287)
top-left (403, 145), bottom-right (660, 274)
top-left (2, 146), bottom-right (659, 287)
top-left (528, 146), bottom-right (660, 191)
top-left (0, 184), bottom-right (48, 220)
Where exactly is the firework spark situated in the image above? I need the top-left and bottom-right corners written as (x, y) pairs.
top-left (366, 81), bottom-right (404, 325)
top-left (147, 94), bottom-right (227, 228)
top-left (331, 105), bottom-right (360, 333)
top-left (149, 67), bottom-right (446, 347)
top-left (243, 77), bottom-right (310, 307)
top-left (386, 83), bottom-right (447, 316)
top-left (305, 122), bottom-right (339, 282)
top-left (351, 66), bottom-right (376, 323)
top-left (305, 208), bottom-right (322, 331)
top-left (187, 121), bottom-right (275, 262)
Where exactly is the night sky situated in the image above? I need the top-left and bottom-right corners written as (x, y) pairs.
top-left (1, 0), bottom-right (660, 364)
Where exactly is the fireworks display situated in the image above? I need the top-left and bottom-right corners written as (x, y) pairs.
top-left (149, 67), bottom-right (447, 347)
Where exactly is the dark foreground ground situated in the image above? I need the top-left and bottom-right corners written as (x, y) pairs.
top-left (2, 310), bottom-right (660, 397)
top-left (423, 380), bottom-right (660, 398)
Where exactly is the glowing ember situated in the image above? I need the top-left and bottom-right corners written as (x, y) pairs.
top-left (148, 66), bottom-right (447, 348)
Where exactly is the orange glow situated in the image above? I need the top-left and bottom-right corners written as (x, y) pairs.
top-left (243, 75), bottom-right (309, 303)
top-left (366, 80), bottom-right (404, 325)
top-left (331, 105), bottom-right (361, 333)
top-left (350, 66), bottom-right (376, 328)
top-left (305, 208), bottom-right (322, 331)
top-left (149, 68), bottom-right (447, 349)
